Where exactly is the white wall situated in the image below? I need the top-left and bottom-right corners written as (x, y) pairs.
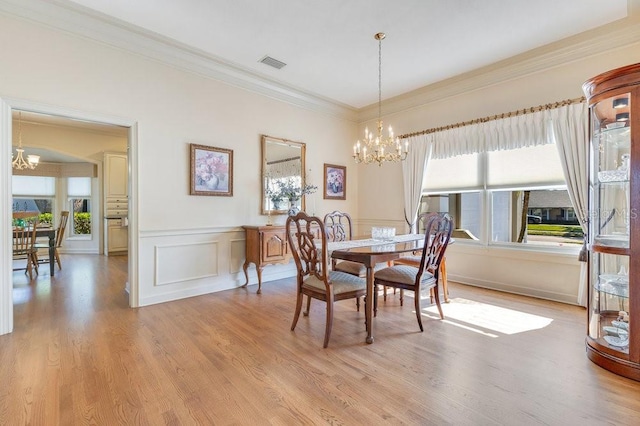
top-left (0, 11), bottom-right (357, 323)
top-left (356, 42), bottom-right (640, 305)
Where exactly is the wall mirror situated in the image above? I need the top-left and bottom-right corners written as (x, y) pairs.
top-left (261, 135), bottom-right (306, 215)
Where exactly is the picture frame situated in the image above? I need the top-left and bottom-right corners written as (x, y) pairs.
top-left (190, 143), bottom-right (233, 196)
top-left (323, 163), bottom-right (346, 200)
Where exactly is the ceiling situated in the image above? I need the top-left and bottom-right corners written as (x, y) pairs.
top-left (64, 0), bottom-right (630, 109)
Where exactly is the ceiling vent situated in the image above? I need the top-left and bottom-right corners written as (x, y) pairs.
top-left (259, 55), bottom-right (287, 70)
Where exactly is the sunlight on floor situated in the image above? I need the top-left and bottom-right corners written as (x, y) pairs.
top-left (421, 297), bottom-right (554, 336)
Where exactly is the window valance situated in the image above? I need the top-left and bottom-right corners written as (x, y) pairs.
top-left (402, 98), bottom-right (586, 159)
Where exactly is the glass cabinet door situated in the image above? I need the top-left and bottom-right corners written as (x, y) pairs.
top-left (588, 91), bottom-right (631, 356)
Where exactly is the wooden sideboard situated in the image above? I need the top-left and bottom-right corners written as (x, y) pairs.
top-left (242, 225), bottom-right (292, 294)
top-left (242, 224), bottom-right (322, 294)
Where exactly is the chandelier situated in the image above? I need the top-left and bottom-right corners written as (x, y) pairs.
top-left (12, 111), bottom-right (39, 170)
top-left (353, 32), bottom-right (408, 166)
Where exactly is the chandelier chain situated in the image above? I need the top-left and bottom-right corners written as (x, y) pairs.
top-left (378, 34), bottom-right (382, 122)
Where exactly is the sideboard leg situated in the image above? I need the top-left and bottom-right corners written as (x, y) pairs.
top-left (241, 261), bottom-right (250, 288)
top-left (256, 266), bottom-right (264, 294)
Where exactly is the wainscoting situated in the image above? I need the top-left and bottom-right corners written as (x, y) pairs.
top-left (138, 226), bottom-right (297, 306)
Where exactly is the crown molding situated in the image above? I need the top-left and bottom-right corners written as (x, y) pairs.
top-left (0, 0), bottom-right (358, 122)
top-left (358, 17), bottom-right (640, 122)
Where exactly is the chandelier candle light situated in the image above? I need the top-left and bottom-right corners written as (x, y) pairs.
top-left (353, 32), bottom-right (409, 166)
top-left (12, 112), bottom-right (40, 170)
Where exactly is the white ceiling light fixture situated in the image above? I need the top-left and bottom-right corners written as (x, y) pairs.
top-left (353, 33), bottom-right (408, 166)
top-left (12, 111), bottom-right (40, 170)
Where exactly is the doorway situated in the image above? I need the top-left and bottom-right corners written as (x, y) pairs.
top-left (1, 99), bottom-right (139, 335)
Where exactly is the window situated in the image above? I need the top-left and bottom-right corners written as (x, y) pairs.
top-left (490, 188), bottom-right (583, 246)
top-left (420, 192), bottom-right (482, 240)
top-left (420, 143), bottom-right (583, 249)
top-left (12, 176), bottom-right (54, 225)
top-left (67, 177), bottom-right (92, 236)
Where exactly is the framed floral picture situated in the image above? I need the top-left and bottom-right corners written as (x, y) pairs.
top-left (190, 143), bottom-right (233, 196)
top-left (323, 163), bottom-right (346, 200)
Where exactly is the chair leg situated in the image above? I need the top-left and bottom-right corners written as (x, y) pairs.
top-left (433, 284), bottom-right (444, 319)
top-left (303, 295), bottom-right (311, 316)
top-left (54, 248), bottom-right (62, 269)
top-left (356, 296), bottom-right (360, 312)
top-left (414, 286), bottom-right (424, 332)
top-left (440, 258), bottom-right (449, 303)
top-left (400, 289), bottom-right (404, 306)
top-left (25, 258), bottom-right (33, 280)
top-left (291, 291), bottom-right (304, 331)
top-left (31, 253), bottom-right (39, 275)
top-left (323, 296), bottom-right (334, 348)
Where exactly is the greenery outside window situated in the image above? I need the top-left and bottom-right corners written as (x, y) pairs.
top-left (68, 177), bottom-right (92, 236)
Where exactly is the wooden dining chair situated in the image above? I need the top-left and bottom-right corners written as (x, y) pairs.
top-left (323, 210), bottom-right (392, 312)
top-left (34, 211), bottom-right (69, 270)
top-left (12, 223), bottom-right (39, 280)
top-left (393, 212), bottom-right (451, 304)
top-left (373, 213), bottom-right (453, 332)
top-left (287, 211), bottom-right (367, 348)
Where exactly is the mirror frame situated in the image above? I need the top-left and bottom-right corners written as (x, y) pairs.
top-left (261, 135), bottom-right (306, 215)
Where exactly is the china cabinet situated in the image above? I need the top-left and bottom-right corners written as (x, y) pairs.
top-left (583, 63), bottom-right (640, 380)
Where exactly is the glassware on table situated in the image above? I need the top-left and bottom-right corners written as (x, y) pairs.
top-left (371, 226), bottom-right (396, 241)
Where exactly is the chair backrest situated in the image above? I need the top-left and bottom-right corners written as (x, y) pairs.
top-left (55, 211), bottom-right (70, 248)
top-left (12, 223), bottom-right (38, 255)
top-left (415, 211), bottom-right (436, 234)
top-left (323, 210), bottom-right (353, 242)
top-left (417, 213), bottom-right (454, 279)
top-left (286, 211), bottom-right (329, 282)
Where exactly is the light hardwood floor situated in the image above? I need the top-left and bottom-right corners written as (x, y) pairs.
top-left (2, 254), bottom-right (640, 425)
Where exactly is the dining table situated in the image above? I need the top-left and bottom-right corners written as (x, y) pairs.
top-left (328, 234), bottom-right (429, 344)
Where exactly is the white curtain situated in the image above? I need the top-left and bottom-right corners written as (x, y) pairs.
top-left (402, 134), bottom-right (433, 232)
top-left (549, 102), bottom-right (589, 306)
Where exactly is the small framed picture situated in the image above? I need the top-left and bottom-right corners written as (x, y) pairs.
top-left (190, 143), bottom-right (233, 196)
top-left (323, 163), bottom-right (346, 200)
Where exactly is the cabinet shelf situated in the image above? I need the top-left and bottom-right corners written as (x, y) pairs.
top-left (597, 173), bottom-right (629, 184)
top-left (595, 281), bottom-right (629, 298)
top-left (584, 62), bottom-right (640, 381)
top-left (591, 242), bottom-right (629, 255)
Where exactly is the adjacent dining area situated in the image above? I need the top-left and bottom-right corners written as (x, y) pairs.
top-left (11, 210), bottom-right (68, 279)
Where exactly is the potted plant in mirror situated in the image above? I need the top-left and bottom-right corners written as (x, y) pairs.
top-left (274, 177), bottom-right (318, 216)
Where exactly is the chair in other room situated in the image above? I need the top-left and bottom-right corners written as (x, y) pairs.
top-left (12, 223), bottom-right (39, 280)
top-left (373, 213), bottom-right (453, 331)
top-left (286, 211), bottom-right (367, 348)
top-left (34, 211), bottom-right (69, 270)
top-left (393, 212), bottom-right (452, 304)
top-left (323, 210), bottom-right (393, 313)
